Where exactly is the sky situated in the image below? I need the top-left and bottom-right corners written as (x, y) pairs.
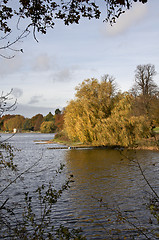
top-left (0, 0), bottom-right (159, 118)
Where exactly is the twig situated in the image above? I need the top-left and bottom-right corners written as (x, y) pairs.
top-left (0, 152), bottom-right (44, 195)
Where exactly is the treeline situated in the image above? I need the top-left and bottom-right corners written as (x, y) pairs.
top-left (63, 64), bottom-right (159, 147)
top-left (0, 109), bottom-right (64, 133)
top-left (1, 64), bottom-right (159, 147)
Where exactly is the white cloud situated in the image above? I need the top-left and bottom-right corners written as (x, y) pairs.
top-left (52, 68), bottom-right (73, 82)
top-left (28, 95), bottom-right (43, 105)
top-left (33, 53), bottom-right (50, 71)
top-left (0, 55), bottom-right (23, 75)
top-left (103, 3), bottom-right (148, 36)
top-left (12, 88), bottom-right (23, 98)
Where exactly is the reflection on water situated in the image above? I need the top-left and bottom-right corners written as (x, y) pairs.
top-left (0, 133), bottom-right (159, 239)
top-left (63, 149), bottom-right (159, 239)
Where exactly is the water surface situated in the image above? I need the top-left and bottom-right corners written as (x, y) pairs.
top-left (0, 133), bottom-right (159, 239)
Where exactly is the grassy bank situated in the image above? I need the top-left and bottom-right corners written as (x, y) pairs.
top-left (50, 131), bottom-right (159, 151)
top-left (50, 132), bottom-right (87, 147)
top-left (154, 127), bottom-right (159, 134)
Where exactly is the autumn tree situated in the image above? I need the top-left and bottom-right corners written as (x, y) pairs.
top-left (64, 77), bottom-right (116, 143)
top-left (95, 93), bottom-right (150, 146)
top-left (31, 114), bottom-right (43, 131)
top-left (64, 78), bottom-right (151, 146)
top-left (148, 94), bottom-right (159, 125)
top-left (55, 112), bottom-right (64, 131)
top-left (0, 114), bottom-right (16, 131)
top-left (41, 112), bottom-right (56, 132)
top-left (40, 121), bottom-right (56, 133)
top-left (4, 115), bottom-right (25, 132)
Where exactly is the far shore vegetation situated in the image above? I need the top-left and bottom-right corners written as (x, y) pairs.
top-left (1, 64), bottom-right (159, 150)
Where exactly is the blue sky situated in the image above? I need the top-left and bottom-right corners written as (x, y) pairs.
top-left (0, 0), bottom-right (159, 117)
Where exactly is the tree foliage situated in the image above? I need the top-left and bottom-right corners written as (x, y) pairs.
top-left (55, 108), bottom-right (61, 115)
top-left (40, 120), bottom-right (56, 133)
top-left (31, 113), bottom-right (44, 131)
top-left (0, 0), bottom-right (148, 57)
top-left (23, 118), bottom-right (33, 131)
top-left (64, 78), bottom-right (151, 146)
top-left (4, 115), bottom-right (25, 132)
top-left (44, 111), bottom-right (54, 122)
top-left (65, 78), bottom-right (115, 143)
top-left (0, 0), bottom-right (148, 34)
top-left (55, 113), bottom-right (64, 131)
top-left (0, 114), bottom-right (16, 131)
top-left (95, 93), bottom-right (150, 146)
top-left (0, 111), bottom-right (66, 133)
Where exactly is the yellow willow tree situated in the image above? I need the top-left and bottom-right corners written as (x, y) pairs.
top-left (95, 93), bottom-right (151, 146)
top-left (64, 77), bottom-right (116, 143)
top-left (64, 78), bottom-right (151, 146)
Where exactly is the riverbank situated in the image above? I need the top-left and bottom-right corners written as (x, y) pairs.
top-left (1, 130), bottom-right (158, 151)
top-left (48, 135), bottom-right (159, 151)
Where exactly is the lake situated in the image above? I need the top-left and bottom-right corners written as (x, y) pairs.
top-left (0, 133), bottom-right (159, 239)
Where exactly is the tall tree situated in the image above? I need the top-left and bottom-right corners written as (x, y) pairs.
top-left (134, 64), bottom-right (157, 96)
top-left (31, 114), bottom-right (43, 131)
top-left (64, 77), bottom-right (116, 143)
top-left (64, 77), bottom-right (150, 146)
top-left (131, 64), bottom-right (159, 119)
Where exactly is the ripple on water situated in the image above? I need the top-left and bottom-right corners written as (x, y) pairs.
top-left (1, 133), bottom-right (159, 239)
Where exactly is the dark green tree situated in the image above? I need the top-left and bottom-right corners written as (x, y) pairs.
top-left (55, 108), bottom-right (61, 115)
top-left (23, 118), bottom-right (33, 131)
top-left (44, 112), bottom-right (54, 121)
top-left (40, 120), bottom-right (56, 133)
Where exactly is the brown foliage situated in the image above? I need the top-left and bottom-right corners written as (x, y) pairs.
top-left (0, 114), bottom-right (16, 131)
top-left (31, 114), bottom-right (44, 131)
top-left (4, 115), bottom-right (25, 132)
top-left (55, 114), bottom-right (64, 132)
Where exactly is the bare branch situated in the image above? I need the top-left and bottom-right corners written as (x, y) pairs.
top-left (0, 152), bottom-right (44, 195)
